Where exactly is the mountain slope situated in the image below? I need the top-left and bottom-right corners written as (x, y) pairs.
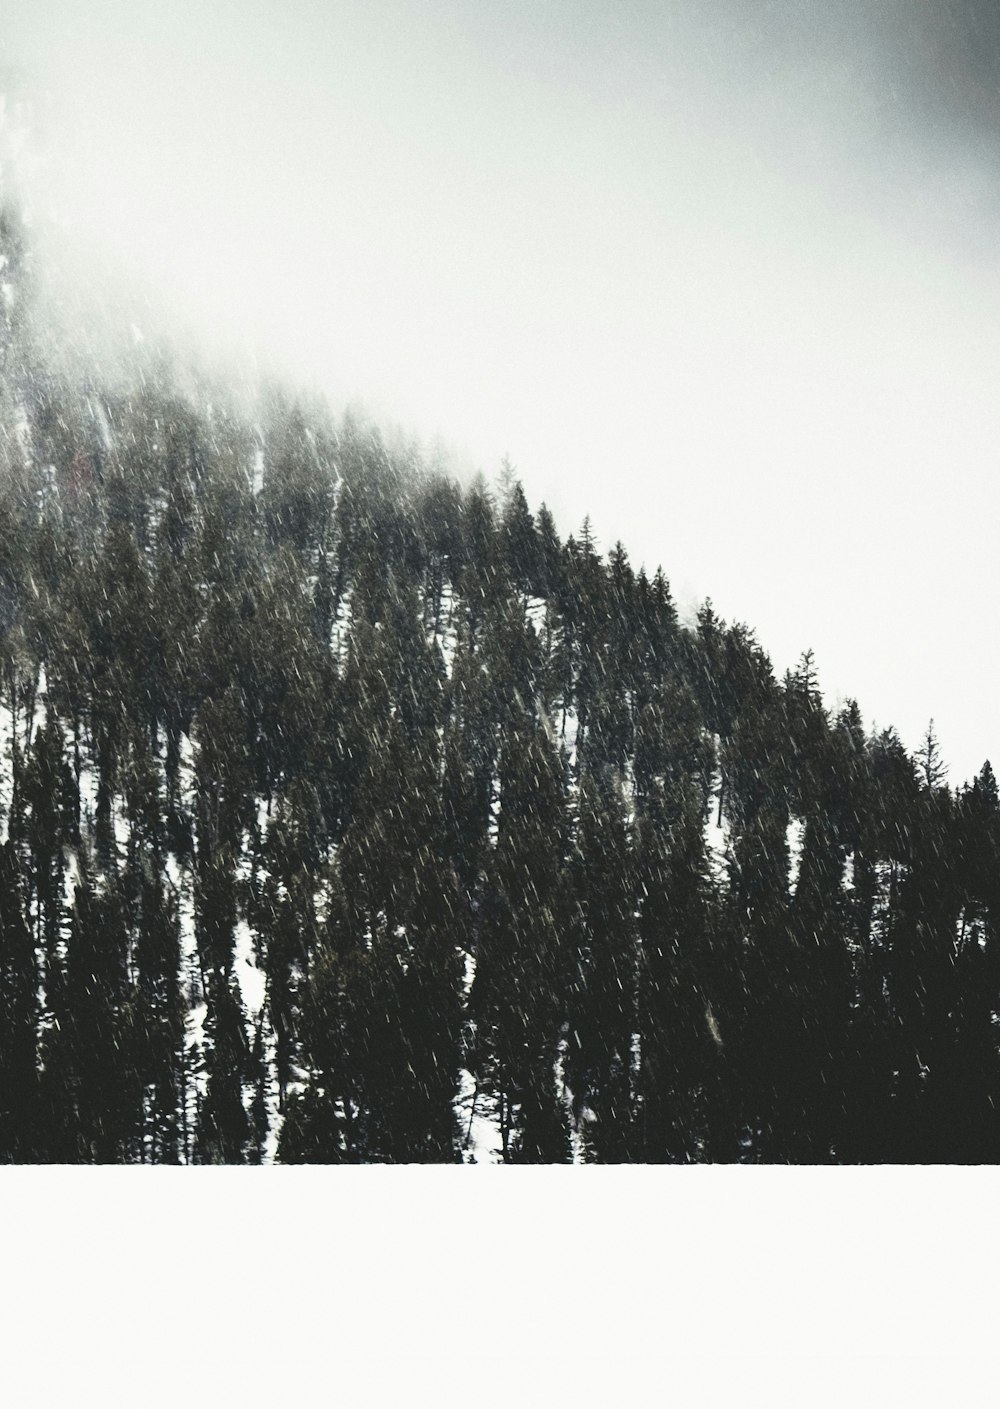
top-left (1, 202), bottom-right (998, 1164)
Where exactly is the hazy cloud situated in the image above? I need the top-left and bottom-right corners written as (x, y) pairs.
top-left (4, 0), bottom-right (1000, 779)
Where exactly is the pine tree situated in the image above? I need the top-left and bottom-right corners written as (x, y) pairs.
top-left (568, 772), bottom-right (637, 1162)
top-left (471, 712), bottom-right (571, 1163)
top-left (0, 840), bottom-right (38, 1160)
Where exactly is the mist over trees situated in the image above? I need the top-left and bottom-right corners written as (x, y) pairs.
top-left (1, 199), bottom-right (999, 1164)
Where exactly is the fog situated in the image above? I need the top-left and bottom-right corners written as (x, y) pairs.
top-left (5, 0), bottom-right (1000, 782)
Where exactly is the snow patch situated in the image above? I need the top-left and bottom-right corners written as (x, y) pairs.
top-left (787, 816), bottom-right (805, 895)
top-left (233, 918), bottom-right (267, 1017)
top-left (455, 1065), bottom-right (503, 1165)
top-left (704, 771), bottom-right (730, 884)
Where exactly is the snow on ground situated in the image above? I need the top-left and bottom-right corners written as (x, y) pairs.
top-left (555, 1033), bottom-right (585, 1164)
top-left (561, 705), bottom-right (580, 772)
top-left (455, 1065), bottom-right (503, 1165)
top-left (166, 847), bottom-right (206, 1160)
top-left (525, 595), bottom-right (547, 635)
top-left (787, 816), bottom-right (805, 895)
top-left (0, 702), bottom-right (12, 845)
top-left (843, 851), bottom-right (855, 892)
top-left (433, 583), bottom-right (458, 676)
top-left (111, 796), bottom-right (130, 858)
top-left (454, 947), bottom-right (503, 1164)
top-left (77, 755), bottom-right (99, 834)
top-left (703, 778), bottom-right (730, 885)
top-left (331, 585), bottom-right (353, 665)
top-left (61, 845), bottom-right (80, 908)
top-left (454, 949), bottom-right (489, 1162)
top-left (166, 853), bottom-right (198, 993)
top-left (233, 918), bottom-right (267, 1017)
top-left (0, 670), bottom-right (56, 843)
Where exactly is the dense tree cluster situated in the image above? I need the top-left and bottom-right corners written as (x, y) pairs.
top-left (2, 203), bottom-right (999, 1162)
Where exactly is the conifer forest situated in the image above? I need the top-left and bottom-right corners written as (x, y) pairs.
top-left (1, 200), bottom-right (998, 1166)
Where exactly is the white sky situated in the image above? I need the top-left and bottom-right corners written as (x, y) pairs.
top-left (5, 0), bottom-right (1000, 782)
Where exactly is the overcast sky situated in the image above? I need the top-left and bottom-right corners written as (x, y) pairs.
top-left (5, 0), bottom-right (1000, 782)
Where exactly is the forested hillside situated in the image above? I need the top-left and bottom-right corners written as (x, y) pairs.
top-left (1, 201), bottom-right (998, 1164)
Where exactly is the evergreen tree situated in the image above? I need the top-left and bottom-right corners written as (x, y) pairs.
top-left (0, 840), bottom-right (38, 1160)
top-left (471, 712), bottom-right (571, 1163)
top-left (568, 772), bottom-right (638, 1162)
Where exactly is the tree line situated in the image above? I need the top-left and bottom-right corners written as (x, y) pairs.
top-left (1, 202), bottom-right (999, 1162)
